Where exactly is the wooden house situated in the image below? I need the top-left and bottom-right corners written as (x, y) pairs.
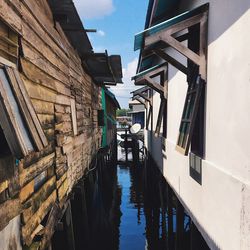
top-left (0, 0), bottom-right (122, 249)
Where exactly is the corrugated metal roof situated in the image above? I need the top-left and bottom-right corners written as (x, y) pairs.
top-left (48, 0), bottom-right (93, 55)
top-left (134, 6), bottom-right (202, 51)
top-left (104, 88), bottom-right (121, 109)
top-left (132, 62), bottom-right (166, 81)
top-left (85, 53), bottom-right (123, 85)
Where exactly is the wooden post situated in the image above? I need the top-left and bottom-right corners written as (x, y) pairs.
top-left (176, 199), bottom-right (184, 250)
top-left (71, 183), bottom-right (90, 250)
top-left (159, 179), bottom-right (167, 248)
top-left (65, 203), bottom-right (76, 250)
top-left (125, 128), bottom-right (128, 162)
top-left (167, 185), bottom-right (174, 250)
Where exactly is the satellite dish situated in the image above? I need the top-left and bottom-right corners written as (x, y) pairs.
top-left (130, 123), bottom-right (141, 135)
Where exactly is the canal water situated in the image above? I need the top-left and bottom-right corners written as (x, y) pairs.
top-left (79, 147), bottom-right (210, 250)
top-left (51, 145), bottom-right (210, 249)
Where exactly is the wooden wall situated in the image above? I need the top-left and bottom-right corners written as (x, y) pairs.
top-left (0, 0), bottom-right (102, 248)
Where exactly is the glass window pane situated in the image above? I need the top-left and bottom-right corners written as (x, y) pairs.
top-left (0, 68), bottom-right (34, 152)
top-left (182, 123), bottom-right (190, 148)
top-left (195, 156), bottom-right (201, 174)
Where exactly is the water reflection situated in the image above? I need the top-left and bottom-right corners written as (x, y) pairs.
top-left (81, 156), bottom-right (209, 250)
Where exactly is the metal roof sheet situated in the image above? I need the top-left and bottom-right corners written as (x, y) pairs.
top-left (48, 0), bottom-right (93, 55)
top-left (134, 5), bottom-right (204, 51)
top-left (85, 53), bottom-right (123, 85)
top-left (132, 62), bottom-right (166, 81)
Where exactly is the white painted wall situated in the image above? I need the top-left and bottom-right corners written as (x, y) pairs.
top-left (0, 216), bottom-right (22, 250)
top-left (145, 1), bottom-right (250, 249)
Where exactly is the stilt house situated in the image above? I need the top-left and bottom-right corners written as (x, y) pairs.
top-left (132, 0), bottom-right (250, 249)
top-left (0, 0), bottom-right (122, 249)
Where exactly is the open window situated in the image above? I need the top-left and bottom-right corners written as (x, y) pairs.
top-left (176, 72), bottom-right (205, 156)
top-left (0, 66), bottom-right (48, 159)
top-left (133, 4), bottom-right (208, 142)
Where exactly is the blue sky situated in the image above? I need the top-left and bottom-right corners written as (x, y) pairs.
top-left (74, 0), bottom-right (148, 108)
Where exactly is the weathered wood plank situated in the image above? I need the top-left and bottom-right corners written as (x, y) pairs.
top-left (56, 134), bottom-right (73, 147)
top-left (56, 173), bottom-right (67, 189)
top-left (23, 144), bottom-right (54, 169)
top-left (22, 190), bottom-right (57, 246)
top-left (22, 176), bottom-right (56, 224)
top-left (0, 180), bottom-right (8, 194)
top-left (55, 121), bottom-right (72, 134)
top-left (58, 179), bottom-right (68, 201)
top-left (22, 21), bottom-right (70, 75)
top-left (0, 198), bottom-right (21, 231)
top-left (21, 0), bottom-right (67, 53)
top-left (31, 99), bottom-right (54, 115)
top-left (21, 58), bottom-right (71, 96)
top-left (20, 153), bottom-right (55, 186)
top-left (20, 179), bottom-right (35, 204)
top-left (0, 0), bottom-right (22, 34)
top-left (55, 113), bottom-right (71, 123)
top-left (40, 202), bottom-right (61, 250)
top-left (62, 134), bottom-right (85, 154)
top-left (21, 40), bottom-right (70, 85)
top-left (22, 76), bottom-right (57, 103)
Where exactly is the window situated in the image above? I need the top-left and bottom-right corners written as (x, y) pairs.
top-left (176, 22), bottom-right (206, 158)
top-left (0, 66), bottom-right (47, 159)
top-left (0, 125), bottom-right (14, 188)
top-left (97, 109), bottom-right (105, 127)
top-left (0, 21), bottom-right (19, 65)
top-left (176, 73), bottom-right (205, 156)
top-left (189, 152), bottom-right (202, 184)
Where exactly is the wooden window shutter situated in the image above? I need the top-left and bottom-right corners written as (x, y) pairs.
top-left (0, 66), bottom-right (48, 158)
top-left (176, 75), bottom-right (205, 155)
top-left (0, 21), bottom-right (19, 65)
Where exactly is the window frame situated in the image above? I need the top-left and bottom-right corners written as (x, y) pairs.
top-left (176, 74), bottom-right (205, 156)
top-left (0, 65), bottom-right (48, 159)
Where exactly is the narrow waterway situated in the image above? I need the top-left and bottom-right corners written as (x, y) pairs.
top-left (53, 146), bottom-right (210, 250)
top-left (118, 164), bottom-right (160, 250)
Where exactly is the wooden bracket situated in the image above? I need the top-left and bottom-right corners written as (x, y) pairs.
top-left (155, 65), bottom-right (168, 136)
top-left (155, 98), bottom-right (166, 137)
top-left (135, 65), bottom-right (167, 96)
top-left (137, 93), bottom-right (152, 106)
top-left (133, 96), bottom-right (146, 107)
top-left (153, 49), bottom-right (188, 75)
top-left (145, 10), bottom-right (208, 80)
top-left (146, 105), bottom-right (152, 130)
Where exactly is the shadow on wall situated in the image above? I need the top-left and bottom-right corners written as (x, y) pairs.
top-left (146, 129), bottom-right (164, 173)
top-left (165, 0), bottom-right (250, 82)
top-left (180, 0), bottom-right (250, 45)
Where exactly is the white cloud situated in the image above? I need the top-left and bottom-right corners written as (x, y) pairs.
top-left (74, 0), bottom-right (115, 19)
top-left (111, 58), bottom-right (140, 107)
top-left (97, 30), bottom-right (106, 37)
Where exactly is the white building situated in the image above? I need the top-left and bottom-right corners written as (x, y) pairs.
top-left (128, 98), bottom-right (145, 128)
top-left (132, 1), bottom-right (250, 249)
